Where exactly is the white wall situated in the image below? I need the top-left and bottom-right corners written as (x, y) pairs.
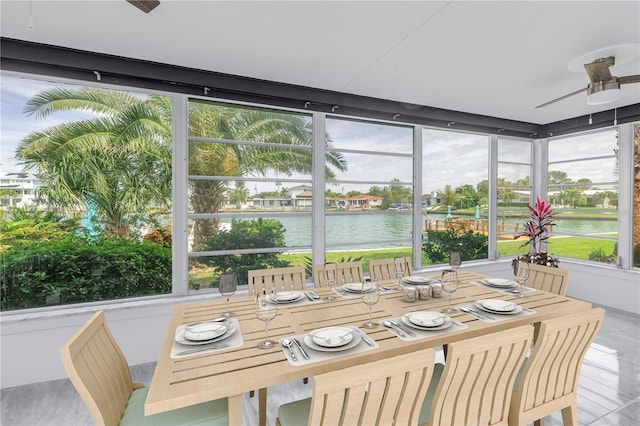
top-left (1, 262), bottom-right (638, 389)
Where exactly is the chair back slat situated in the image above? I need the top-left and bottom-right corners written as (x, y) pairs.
top-left (429, 325), bottom-right (533, 426)
top-left (510, 308), bottom-right (605, 425)
top-left (248, 266), bottom-right (306, 296)
top-left (312, 261), bottom-right (364, 287)
top-left (309, 348), bottom-right (435, 425)
top-left (60, 311), bottom-right (134, 426)
top-left (368, 256), bottom-right (412, 282)
top-left (525, 263), bottom-right (570, 295)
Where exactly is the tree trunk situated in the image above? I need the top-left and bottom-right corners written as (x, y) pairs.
top-left (190, 180), bottom-right (225, 251)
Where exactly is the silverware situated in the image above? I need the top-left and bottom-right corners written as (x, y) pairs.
top-left (307, 291), bottom-right (320, 300)
top-left (293, 338), bottom-right (310, 359)
top-left (281, 339), bottom-right (297, 361)
top-left (358, 330), bottom-right (375, 346)
top-left (382, 320), bottom-right (405, 337)
top-left (451, 318), bottom-right (464, 327)
top-left (390, 320), bottom-right (416, 336)
top-left (460, 306), bottom-right (494, 320)
top-left (304, 291), bottom-right (314, 301)
top-left (184, 317), bottom-right (228, 328)
top-left (176, 344), bottom-right (229, 356)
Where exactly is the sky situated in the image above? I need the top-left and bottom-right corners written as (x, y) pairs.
top-left (1, 74), bottom-right (618, 195)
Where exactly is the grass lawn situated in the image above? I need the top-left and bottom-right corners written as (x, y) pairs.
top-left (189, 235), bottom-right (619, 288)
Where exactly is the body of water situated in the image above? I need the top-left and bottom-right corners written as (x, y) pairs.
top-left (256, 212), bottom-right (618, 250)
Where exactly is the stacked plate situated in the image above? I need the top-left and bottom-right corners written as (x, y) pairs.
top-left (266, 291), bottom-right (306, 304)
top-left (303, 326), bottom-right (362, 352)
top-left (402, 276), bottom-right (436, 285)
top-left (341, 283), bottom-right (375, 293)
top-left (175, 321), bottom-right (237, 345)
top-left (401, 311), bottom-right (452, 331)
top-left (475, 299), bottom-right (522, 315)
top-left (480, 278), bottom-right (517, 288)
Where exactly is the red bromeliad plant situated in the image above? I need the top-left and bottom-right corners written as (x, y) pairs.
top-left (512, 196), bottom-right (559, 268)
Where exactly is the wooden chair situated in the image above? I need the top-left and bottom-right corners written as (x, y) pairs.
top-left (419, 325), bottom-right (533, 426)
top-left (509, 307), bottom-right (605, 426)
top-left (525, 262), bottom-right (570, 295)
top-left (276, 348), bottom-right (436, 425)
top-left (248, 266), bottom-right (307, 296)
top-left (312, 261), bottom-right (364, 287)
top-left (60, 311), bottom-right (228, 426)
top-left (368, 256), bottom-right (412, 282)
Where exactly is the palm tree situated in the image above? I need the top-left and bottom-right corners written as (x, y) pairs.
top-left (16, 87), bottom-right (172, 238)
top-left (187, 101), bottom-right (346, 248)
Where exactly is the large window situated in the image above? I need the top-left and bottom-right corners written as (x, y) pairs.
top-left (2, 72), bottom-right (637, 312)
top-left (324, 118), bottom-right (414, 270)
top-left (496, 137), bottom-right (532, 258)
top-left (547, 130), bottom-right (619, 264)
top-left (186, 100), bottom-right (314, 288)
top-left (1, 75), bottom-right (173, 310)
top-left (422, 129), bottom-right (489, 264)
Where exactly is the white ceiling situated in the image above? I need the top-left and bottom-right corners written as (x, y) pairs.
top-left (1, 0), bottom-right (639, 125)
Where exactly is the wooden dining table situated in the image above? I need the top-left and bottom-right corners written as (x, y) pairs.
top-left (144, 270), bottom-right (592, 425)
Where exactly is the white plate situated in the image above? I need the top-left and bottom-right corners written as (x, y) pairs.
top-left (175, 321), bottom-right (237, 345)
top-left (267, 291), bottom-right (305, 304)
top-left (478, 299), bottom-right (516, 312)
top-left (405, 311), bottom-right (446, 327)
top-left (184, 322), bottom-right (228, 341)
top-left (401, 315), bottom-right (453, 331)
top-left (402, 276), bottom-right (434, 284)
top-left (310, 326), bottom-right (354, 347)
top-left (342, 283), bottom-right (375, 293)
top-left (304, 328), bottom-right (362, 352)
top-left (483, 278), bottom-right (517, 288)
top-left (475, 301), bottom-right (523, 315)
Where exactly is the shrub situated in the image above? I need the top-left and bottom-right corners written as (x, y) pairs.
top-left (203, 218), bottom-right (291, 284)
top-left (1, 236), bottom-right (171, 310)
top-left (422, 228), bottom-right (488, 263)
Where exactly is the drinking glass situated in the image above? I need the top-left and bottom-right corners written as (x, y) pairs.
top-left (441, 269), bottom-right (458, 314)
top-left (449, 251), bottom-right (461, 272)
top-left (323, 262), bottom-right (338, 300)
top-left (393, 257), bottom-right (406, 285)
top-left (513, 261), bottom-right (530, 297)
top-left (218, 272), bottom-right (237, 317)
top-left (255, 292), bottom-right (278, 349)
top-left (361, 282), bottom-right (380, 328)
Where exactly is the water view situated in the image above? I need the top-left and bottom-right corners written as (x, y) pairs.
top-left (227, 212), bottom-right (618, 251)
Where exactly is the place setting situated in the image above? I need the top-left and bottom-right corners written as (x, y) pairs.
top-left (381, 310), bottom-right (468, 341)
top-left (332, 281), bottom-right (383, 298)
top-left (171, 317), bottom-right (244, 358)
top-left (279, 325), bottom-right (378, 365)
top-left (471, 277), bottom-right (536, 295)
top-left (265, 290), bottom-right (322, 306)
top-left (458, 298), bottom-right (536, 322)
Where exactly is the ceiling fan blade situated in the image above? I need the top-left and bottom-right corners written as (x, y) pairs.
top-left (618, 75), bottom-right (640, 84)
top-left (535, 87), bottom-right (588, 109)
top-left (584, 59), bottom-right (613, 83)
top-left (127, 0), bottom-right (160, 13)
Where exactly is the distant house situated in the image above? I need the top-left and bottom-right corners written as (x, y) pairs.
top-left (0, 171), bottom-right (42, 208)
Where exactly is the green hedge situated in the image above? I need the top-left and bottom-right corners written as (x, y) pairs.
top-left (1, 237), bottom-right (171, 310)
top-left (422, 228), bottom-right (488, 263)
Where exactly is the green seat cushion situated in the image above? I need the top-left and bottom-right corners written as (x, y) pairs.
top-left (418, 362), bottom-right (445, 425)
top-left (120, 387), bottom-right (228, 426)
top-left (277, 397), bottom-right (312, 426)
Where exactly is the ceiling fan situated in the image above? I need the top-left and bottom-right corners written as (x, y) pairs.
top-left (536, 56), bottom-right (640, 108)
top-left (127, 0), bottom-right (160, 14)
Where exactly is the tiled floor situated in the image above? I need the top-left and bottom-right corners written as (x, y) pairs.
top-left (1, 303), bottom-right (638, 426)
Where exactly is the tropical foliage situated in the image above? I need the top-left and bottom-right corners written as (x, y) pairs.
top-left (1, 237), bottom-right (172, 310)
top-left (201, 218), bottom-right (291, 285)
top-left (512, 196), bottom-right (559, 267)
top-left (422, 228), bottom-right (488, 263)
top-left (15, 88), bottom-right (173, 238)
